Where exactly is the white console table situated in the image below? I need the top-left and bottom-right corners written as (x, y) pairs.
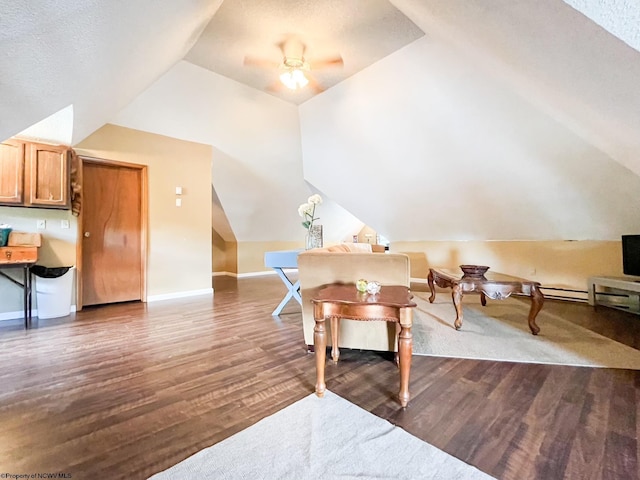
top-left (587, 276), bottom-right (640, 314)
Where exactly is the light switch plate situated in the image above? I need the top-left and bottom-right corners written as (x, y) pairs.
top-left (37, 220), bottom-right (46, 229)
top-left (61, 220), bottom-right (70, 229)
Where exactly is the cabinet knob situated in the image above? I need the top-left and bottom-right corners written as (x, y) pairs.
top-left (84, 232), bottom-right (91, 238)
top-left (5, 251), bottom-right (12, 260)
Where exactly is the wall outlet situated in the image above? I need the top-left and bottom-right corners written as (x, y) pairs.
top-left (36, 219), bottom-right (46, 229)
top-left (175, 198), bottom-right (182, 207)
top-left (61, 220), bottom-right (70, 229)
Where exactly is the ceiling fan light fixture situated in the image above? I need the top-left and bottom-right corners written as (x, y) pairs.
top-left (280, 68), bottom-right (309, 89)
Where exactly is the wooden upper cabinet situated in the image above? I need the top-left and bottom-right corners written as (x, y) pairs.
top-left (0, 140), bottom-right (25, 205)
top-left (25, 142), bottom-right (70, 208)
top-left (0, 140), bottom-right (70, 209)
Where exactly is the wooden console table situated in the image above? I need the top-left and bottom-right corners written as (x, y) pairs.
top-left (311, 284), bottom-right (416, 408)
top-left (0, 246), bottom-right (38, 328)
top-left (428, 268), bottom-right (545, 335)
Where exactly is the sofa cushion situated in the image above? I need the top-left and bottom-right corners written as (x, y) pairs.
top-left (319, 243), bottom-right (373, 253)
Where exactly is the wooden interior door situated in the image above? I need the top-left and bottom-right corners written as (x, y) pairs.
top-left (81, 160), bottom-right (145, 306)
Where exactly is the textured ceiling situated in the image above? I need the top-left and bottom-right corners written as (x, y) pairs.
top-left (563, 0), bottom-right (640, 52)
top-left (184, 0), bottom-right (424, 104)
top-left (0, 0), bottom-right (222, 144)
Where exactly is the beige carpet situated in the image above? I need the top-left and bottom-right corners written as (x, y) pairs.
top-left (149, 391), bottom-right (494, 479)
top-left (412, 293), bottom-right (640, 369)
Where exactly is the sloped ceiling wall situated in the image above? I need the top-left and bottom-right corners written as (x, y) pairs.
top-left (2, 0), bottom-right (639, 244)
top-left (0, 0), bottom-right (221, 145)
top-left (299, 0), bottom-right (640, 241)
top-left (111, 61), bottom-right (364, 243)
top-left (299, 36), bottom-right (640, 241)
top-left (390, 0), bottom-right (640, 177)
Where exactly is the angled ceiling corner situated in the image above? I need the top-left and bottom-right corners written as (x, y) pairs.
top-left (389, 0), bottom-right (640, 178)
top-left (0, 1), bottom-right (223, 146)
top-left (212, 183), bottom-right (236, 243)
top-left (563, 0), bottom-right (640, 53)
top-left (12, 105), bottom-right (74, 146)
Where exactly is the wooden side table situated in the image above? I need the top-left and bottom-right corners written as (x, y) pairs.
top-left (311, 284), bottom-right (416, 408)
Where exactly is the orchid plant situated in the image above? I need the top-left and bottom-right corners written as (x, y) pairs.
top-left (298, 194), bottom-right (323, 230)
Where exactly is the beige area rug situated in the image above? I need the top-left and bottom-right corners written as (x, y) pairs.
top-left (149, 391), bottom-right (494, 480)
top-left (412, 292), bottom-right (640, 369)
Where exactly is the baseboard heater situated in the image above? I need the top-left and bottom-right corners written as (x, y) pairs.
top-left (539, 286), bottom-right (588, 303)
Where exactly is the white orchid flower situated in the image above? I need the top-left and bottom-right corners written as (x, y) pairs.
top-left (308, 194), bottom-right (323, 205)
top-left (299, 195), bottom-right (322, 231)
top-left (298, 203), bottom-right (312, 217)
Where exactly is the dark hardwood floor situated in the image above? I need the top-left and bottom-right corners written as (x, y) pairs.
top-left (1, 275), bottom-right (639, 479)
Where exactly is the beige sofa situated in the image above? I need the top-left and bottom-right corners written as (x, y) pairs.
top-left (297, 244), bottom-right (411, 352)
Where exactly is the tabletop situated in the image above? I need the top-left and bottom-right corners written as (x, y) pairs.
top-left (431, 268), bottom-right (540, 286)
top-left (312, 283), bottom-right (416, 308)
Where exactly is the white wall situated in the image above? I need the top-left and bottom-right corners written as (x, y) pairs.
top-left (391, 0), bottom-right (640, 179)
top-left (299, 36), bottom-right (640, 241)
top-left (112, 60), bottom-right (362, 243)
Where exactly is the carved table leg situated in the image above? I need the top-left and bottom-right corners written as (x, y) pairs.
top-left (314, 305), bottom-right (327, 397)
top-left (394, 323), bottom-right (400, 367)
top-left (398, 307), bottom-right (413, 408)
top-left (452, 284), bottom-right (464, 330)
top-left (528, 287), bottom-right (545, 335)
top-left (428, 270), bottom-right (436, 303)
top-left (331, 317), bottom-right (340, 363)
top-left (480, 291), bottom-right (487, 306)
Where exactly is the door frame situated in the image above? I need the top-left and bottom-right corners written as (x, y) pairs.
top-left (75, 156), bottom-right (148, 311)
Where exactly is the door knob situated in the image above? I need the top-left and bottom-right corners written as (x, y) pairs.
top-left (84, 232), bottom-right (91, 237)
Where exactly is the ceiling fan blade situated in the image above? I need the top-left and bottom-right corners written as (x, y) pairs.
top-left (266, 80), bottom-right (284, 93)
top-left (311, 55), bottom-right (343, 70)
top-left (243, 55), bottom-right (278, 69)
top-left (306, 74), bottom-right (325, 94)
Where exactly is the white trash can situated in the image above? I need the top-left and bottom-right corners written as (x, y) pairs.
top-left (34, 266), bottom-right (75, 319)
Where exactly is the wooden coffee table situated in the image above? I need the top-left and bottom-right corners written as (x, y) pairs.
top-left (427, 268), bottom-right (545, 335)
top-left (311, 284), bottom-right (416, 408)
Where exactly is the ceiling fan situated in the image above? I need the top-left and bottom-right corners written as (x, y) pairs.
top-left (243, 36), bottom-right (343, 94)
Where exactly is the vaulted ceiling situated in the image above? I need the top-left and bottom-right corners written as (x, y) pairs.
top-left (185, 0), bottom-right (425, 105)
top-left (2, 0), bottom-right (640, 243)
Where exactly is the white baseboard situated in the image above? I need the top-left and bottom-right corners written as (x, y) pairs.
top-left (212, 271), bottom-right (239, 277)
top-left (238, 270), bottom-right (277, 278)
top-left (212, 270), bottom-right (291, 278)
top-left (147, 288), bottom-right (214, 302)
top-left (410, 277), bottom-right (428, 284)
top-left (0, 305), bottom-right (77, 322)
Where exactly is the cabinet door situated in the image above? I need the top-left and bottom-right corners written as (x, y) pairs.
top-left (0, 140), bottom-right (25, 205)
top-left (25, 142), bottom-right (70, 208)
